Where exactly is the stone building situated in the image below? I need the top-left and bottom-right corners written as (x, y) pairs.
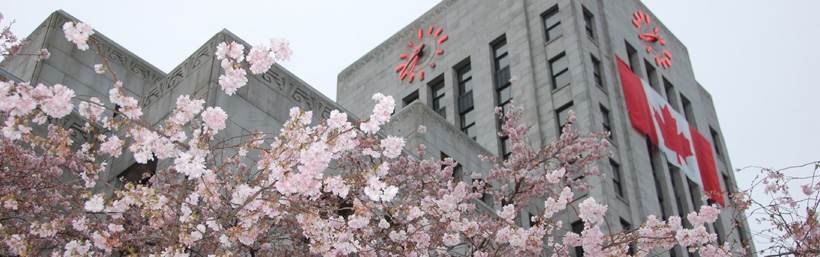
top-left (0, 0), bottom-right (753, 255)
top-left (337, 0), bottom-right (753, 256)
top-left (0, 10), bottom-right (348, 191)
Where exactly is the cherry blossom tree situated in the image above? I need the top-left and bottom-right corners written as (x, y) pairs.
top-left (0, 14), bottom-right (744, 257)
top-left (733, 162), bottom-right (820, 257)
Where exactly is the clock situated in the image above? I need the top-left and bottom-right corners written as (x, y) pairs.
top-left (632, 11), bottom-right (673, 69)
top-left (395, 26), bottom-right (448, 83)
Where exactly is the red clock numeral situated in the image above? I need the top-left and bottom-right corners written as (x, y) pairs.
top-left (436, 50), bottom-right (443, 55)
top-left (420, 70), bottom-right (425, 81)
top-left (429, 62), bottom-right (435, 68)
top-left (437, 35), bottom-right (448, 44)
top-left (399, 54), bottom-right (407, 59)
top-left (418, 29), bottom-right (423, 40)
top-left (428, 26), bottom-right (433, 36)
top-left (408, 42), bottom-right (414, 47)
top-left (435, 27), bottom-right (442, 37)
top-left (408, 73), bottom-right (415, 82)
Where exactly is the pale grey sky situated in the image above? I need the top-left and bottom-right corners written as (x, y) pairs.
top-left (4, 0), bottom-right (818, 253)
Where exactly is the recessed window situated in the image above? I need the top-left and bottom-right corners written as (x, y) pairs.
top-left (680, 94), bottom-right (696, 127)
top-left (710, 127), bottom-right (722, 156)
top-left (542, 6), bottom-right (562, 42)
top-left (456, 61), bottom-right (476, 140)
top-left (493, 37), bottom-right (512, 116)
top-left (429, 76), bottom-right (446, 118)
top-left (556, 102), bottom-right (574, 135)
top-left (402, 90), bottom-right (419, 108)
top-left (625, 42), bottom-right (639, 72)
top-left (663, 77), bottom-right (679, 112)
top-left (601, 105), bottom-right (613, 141)
top-left (572, 221), bottom-right (585, 256)
top-left (591, 55), bottom-right (603, 88)
top-left (620, 219), bottom-right (635, 254)
top-left (549, 52), bottom-right (570, 89)
top-left (644, 59), bottom-right (659, 92)
top-left (118, 158), bottom-right (157, 185)
top-left (583, 7), bottom-right (596, 40)
top-left (611, 159), bottom-right (623, 197)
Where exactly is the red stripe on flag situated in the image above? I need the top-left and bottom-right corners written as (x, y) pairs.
top-left (691, 125), bottom-right (724, 206)
top-left (617, 56), bottom-right (657, 144)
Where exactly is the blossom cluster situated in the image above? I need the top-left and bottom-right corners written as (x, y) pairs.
top-left (216, 38), bottom-right (292, 95)
top-left (62, 21), bottom-right (94, 50)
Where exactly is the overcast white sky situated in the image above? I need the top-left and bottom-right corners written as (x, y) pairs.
top-left (4, 0), bottom-right (819, 253)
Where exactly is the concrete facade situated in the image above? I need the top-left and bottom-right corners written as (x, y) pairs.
top-left (338, 0), bottom-right (753, 255)
top-left (0, 10), bottom-right (346, 192)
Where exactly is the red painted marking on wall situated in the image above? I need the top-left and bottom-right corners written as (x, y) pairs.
top-left (438, 35), bottom-right (448, 44)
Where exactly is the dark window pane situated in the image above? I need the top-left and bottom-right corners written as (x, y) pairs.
top-left (495, 44), bottom-right (508, 59)
top-left (547, 25), bottom-right (563, 41)
top-left (499, 86), bottom-right (511, 104)
top-left (497, 55), bottom-right (509, 70)
top-left (462, 111), bottom-right (475, 126)
top-left (544, 12), bottom-right (560, 28)
top-left (553, 71), bottom-right (570, 88)
top-left (550, 55), bottom-right (568, 73)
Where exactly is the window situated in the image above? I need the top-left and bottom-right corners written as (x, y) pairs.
top-left (688, 178), bottom-right (703, 208)
top-left (457, 62), bottom-right (476, 140)
top-left (668, 165), bottom-right (686, 216)
top-left (644, 59), bottom-right (659, 91)
top-left (680, 94), bottom-right (696, 127)
top-left (591, 55), bottom-right (603, 88)
top-left (500, 137), bottom-right (512, 159)
top-left (474, 178), bottom-right (493, 206)
top-left (648, 138), bottom-right (668, 219)
top-left (549, 52), bottom-right (570, 89)
top-left (625, 42), bottom-right (639, 72)
top-left (583, 7), bottom-right (596, 40)
top-left (556, 102), bottom-right (574, 135)
top-left (441, 152), bottom-right (463, 183)
top-left (493, 38), bottom-right (513, 159)
top-left (710, 127), bottom-right (722, 156)
top-left (402, 90), bottom-right (419, 108)
top-left (611, 159), bottom-right (623, 197)
top-left (601, 105), bottom-right (613, 141)
top-left (572, 221), bottom-right (585, 256)
top-left (493, 38), bottom-right (512, 118)
top-left (620, 219), bottom-right (636, 255)
top-left (429, 76), bottom-right (446, 118)
top-left (118, 158), bottom-right (158, 185)
top-left (663, 77), bottom-right (679, 112)
top-left (542, 6), bottom-right (562, 42)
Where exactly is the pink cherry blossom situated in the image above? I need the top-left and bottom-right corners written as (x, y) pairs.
top-left (201, 106), bottom-right (227, 132)
top-left (84, 194), bottom-right (104, 212)
top-left (380, 136), bottom-right (405, 158)
top-left (36, 48), bottom-right (49, 60)
top-left (62, 21), bottom-right (94, 50)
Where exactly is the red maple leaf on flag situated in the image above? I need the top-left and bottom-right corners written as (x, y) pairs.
top-left (653, 105), bottom-right (693, 165)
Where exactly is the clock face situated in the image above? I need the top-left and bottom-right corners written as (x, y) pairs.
top-left (632, 11), bottom-right (673, 69)
top-left (395, 26), bottom-right (448, 83)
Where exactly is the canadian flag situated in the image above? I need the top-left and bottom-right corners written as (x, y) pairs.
top-left (617, 57), bottom-right (724, 206)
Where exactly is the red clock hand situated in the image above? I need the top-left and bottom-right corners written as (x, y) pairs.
top-left (399, 43), bottom-right (426, 80)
